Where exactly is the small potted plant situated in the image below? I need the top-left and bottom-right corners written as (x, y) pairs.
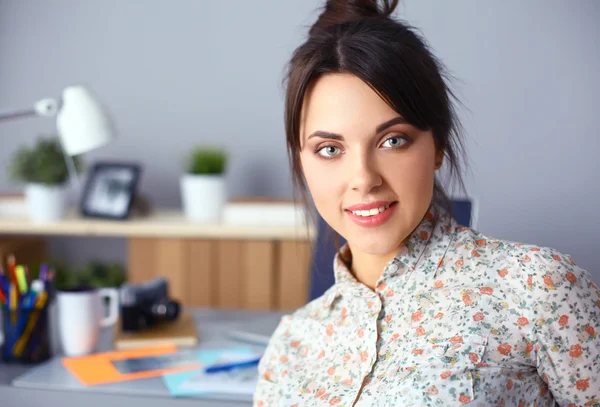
top-left (180, 147), bottom-right (227, 223)
top-left (52, 260), bottom-right (126, 291)
top-left (8, 136), bottom-right (83, 223)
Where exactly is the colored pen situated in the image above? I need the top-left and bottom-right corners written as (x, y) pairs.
top-left (46, 269), bottom-right (55, 296)
top-left (7, 254), bottom-right (16, 284)
top-left (33, 289), bottom-right (48, 309)
top-left (39, 263), bottom-right (48, 282)
top-left (0, 274), bottom-right (6, 305)
top-left (204, 356), bottom-right (262, 374)
top-left (9, 284), bottom-right (17, 310)
top-left (15, 265), bottom-right (28, 294)
top-left (14, 307), bottom-right (30, 351)
top-left (13, 291), bottom-right (47, 357)
top-left (9, 283), bottom-right (17, 326)
top-left (24, 280), bottom-right (44, 308)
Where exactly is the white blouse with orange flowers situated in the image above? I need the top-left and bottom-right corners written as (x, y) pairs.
top-left (253, 205), bottom-right (600, 406)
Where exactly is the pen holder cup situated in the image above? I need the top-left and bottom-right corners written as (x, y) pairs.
top-left (1, 305), bottom-right (51, 364)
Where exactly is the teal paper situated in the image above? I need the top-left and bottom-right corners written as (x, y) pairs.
top-left (162, 347), bottom-right (256, 397)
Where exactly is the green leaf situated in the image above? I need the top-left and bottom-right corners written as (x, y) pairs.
top-left (8, 136), bottom-right (84, 185)
top-left (47, 258), bottom-right (125, 290)
top-left (185, 147), bottom-right (227, 175)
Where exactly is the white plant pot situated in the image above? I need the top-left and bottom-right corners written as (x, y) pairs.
top-left (25, 183), bottom-right (66, 223)
top-left (180, 174), bottom-right (226, 223)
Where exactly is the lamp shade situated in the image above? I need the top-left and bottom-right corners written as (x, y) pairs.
top-left (56, 85), bottom-right (115, 156)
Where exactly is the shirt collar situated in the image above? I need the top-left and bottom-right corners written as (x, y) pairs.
top-left (325, 203), bottom-right (456, 306)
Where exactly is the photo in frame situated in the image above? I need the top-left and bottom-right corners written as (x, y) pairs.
top-left (80, 162), bottom-right (141, 220)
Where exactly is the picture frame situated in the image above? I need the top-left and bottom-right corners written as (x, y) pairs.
top-left (79, 162), bottom-right (142, 220)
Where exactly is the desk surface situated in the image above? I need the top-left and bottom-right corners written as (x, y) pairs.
top-left (0, 308), bottom-right (286, 407)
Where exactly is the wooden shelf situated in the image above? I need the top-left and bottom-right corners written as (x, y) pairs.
top-left (0, 197), bottom-right (317, 310)
top-left (0, 209), bottom-right (316, 240)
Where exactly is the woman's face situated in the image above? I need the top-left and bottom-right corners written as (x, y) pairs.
top-left (300, 74), bottom-right (442, 257)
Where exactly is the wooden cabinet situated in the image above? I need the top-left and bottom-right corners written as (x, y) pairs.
top-left (0, 206), bottom-right (315, 311)
top-left (128, 238), bottom-right (312, 311)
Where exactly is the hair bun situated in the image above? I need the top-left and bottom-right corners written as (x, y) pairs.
top-left (310, 0), bottom-right (399, 35)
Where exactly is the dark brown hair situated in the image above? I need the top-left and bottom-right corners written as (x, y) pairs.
top-left (284, 0), bottom-right (466, 213)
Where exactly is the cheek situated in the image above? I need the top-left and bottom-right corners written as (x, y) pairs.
top-left (300, 155), bottom-right (343, 207)
top-left (383, 145), bottom-right (436, 199)
top-left (398, 158), bottom-right (435, 189)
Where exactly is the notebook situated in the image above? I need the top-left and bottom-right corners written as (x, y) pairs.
top-left (113, 313), bottom-right (199, 350)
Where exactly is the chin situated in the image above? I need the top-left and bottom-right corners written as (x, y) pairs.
top-left (346, 229), bottom-right (406, 257)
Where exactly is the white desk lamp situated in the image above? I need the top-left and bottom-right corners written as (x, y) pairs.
top-left (0, 85), bottom-right (116, 182)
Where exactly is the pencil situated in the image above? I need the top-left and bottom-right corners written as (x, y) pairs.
top-left (13, 291), bottom-right (48, 357)
top-left (7, 255), bottom-right (16, 284)
top-left (9, 284), bottom-right (17, 326)
top-left (0, 274), bottom-right (6, 305)
top-left (39, 263), bottom-right (48, 282)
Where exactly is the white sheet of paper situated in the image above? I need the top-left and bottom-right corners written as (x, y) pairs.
top-left (179, 365), bottom-right (258, 394)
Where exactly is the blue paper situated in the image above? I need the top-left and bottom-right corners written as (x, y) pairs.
top-left (162, 347), bottom-right (259, 397)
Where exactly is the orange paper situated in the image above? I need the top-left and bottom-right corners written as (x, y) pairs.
top-left (62, 344), bottom-right (202, 386)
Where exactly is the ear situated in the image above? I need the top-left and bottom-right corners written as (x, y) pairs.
top-left (434, 150), bottom-right (444, 170)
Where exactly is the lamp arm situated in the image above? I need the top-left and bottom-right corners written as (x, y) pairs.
top-left (0, 98), bottom-right (60, 122)
top-left (0, 108), bottom-right (38, 121)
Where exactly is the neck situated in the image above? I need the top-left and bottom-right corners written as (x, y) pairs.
top-left (344, 205), bottom-right (441, 290)
top-left (347, 243), bottom-right (404, 290)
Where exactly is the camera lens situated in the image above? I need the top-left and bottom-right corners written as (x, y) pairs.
top-left (150, 299), bottom-right (180, 321)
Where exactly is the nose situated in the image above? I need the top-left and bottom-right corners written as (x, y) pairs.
top-left (348, 153), bottom-right (383, 193)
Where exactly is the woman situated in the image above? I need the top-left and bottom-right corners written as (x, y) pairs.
top-left (254, 1), bottom-right (600, 406)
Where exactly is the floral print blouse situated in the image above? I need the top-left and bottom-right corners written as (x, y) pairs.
top-left (253, 205), bottom-right (600, 406)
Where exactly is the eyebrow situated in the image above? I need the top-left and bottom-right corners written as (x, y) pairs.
top-left (306, 116), bottom-right (407, 141)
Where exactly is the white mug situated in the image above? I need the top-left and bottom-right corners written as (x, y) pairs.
top-left (56, 287), bottom-right (119, 357)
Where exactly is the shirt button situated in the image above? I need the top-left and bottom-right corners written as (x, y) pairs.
top-left (434, 344), bottom-right (449, 358)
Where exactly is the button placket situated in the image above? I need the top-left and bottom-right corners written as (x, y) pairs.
top-left (433, 342), bottom-right (452, 362)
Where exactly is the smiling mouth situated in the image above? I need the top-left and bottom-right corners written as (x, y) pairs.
top-left (348, 202), bottom-right (394, 217)
top-left (344, 201), bottom-right (398, 227)
top-left (345, 201), bottom-right (398, 216)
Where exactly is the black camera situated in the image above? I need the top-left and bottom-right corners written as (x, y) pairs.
top-left (119, 278), bottom-right (181, 332)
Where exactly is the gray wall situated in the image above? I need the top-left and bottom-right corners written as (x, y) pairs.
top-left (0, 1), bottom-right (598, 279)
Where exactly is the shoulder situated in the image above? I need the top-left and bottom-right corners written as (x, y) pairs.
top-left (452, 225), bottom-right (596, 292)
top-left (452, 224), bottom-right (540, 261)
top-left (449, 225), bottom-right (539, 272)
top-left (524, 245), bottom-right (597, 305)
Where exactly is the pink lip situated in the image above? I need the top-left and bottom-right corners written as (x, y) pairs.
top-left (345, 201), bottom-right (397, 227)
